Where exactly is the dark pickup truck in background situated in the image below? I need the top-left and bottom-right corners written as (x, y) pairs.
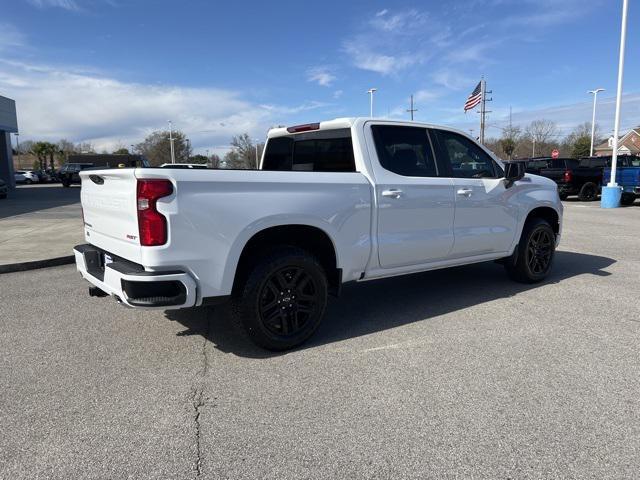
top-left (529, 155), bottom-right (640, 201)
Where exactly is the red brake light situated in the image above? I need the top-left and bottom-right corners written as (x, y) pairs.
top-left (286, 122), bottom-right (320, 133)
top-left (137, 179), bottom-right (173, 246)
top-left (563, 170), bottom-right (572, 182)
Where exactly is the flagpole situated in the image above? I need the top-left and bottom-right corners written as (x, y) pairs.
top-left (479, 78), bottom-right (486, 145)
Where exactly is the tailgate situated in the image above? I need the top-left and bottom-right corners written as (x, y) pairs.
top-left (80, 169), bottom-right (141, 261)
top-left (539, 168), bottom-right (566, 184)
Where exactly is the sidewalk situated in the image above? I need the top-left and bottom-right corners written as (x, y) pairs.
top-left (0, 184), bottom-right (83, 270)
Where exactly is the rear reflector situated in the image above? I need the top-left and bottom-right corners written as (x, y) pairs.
top-left (137, 179), bottom-right (173, 246)
top-left (286, 123), bottom-right (320, 133)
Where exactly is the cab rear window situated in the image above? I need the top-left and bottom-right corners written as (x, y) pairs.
top-left (262, 129), bottom-right (355, 172)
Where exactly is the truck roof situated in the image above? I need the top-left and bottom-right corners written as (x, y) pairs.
top-left (266, 117), bottom-right (464, 139)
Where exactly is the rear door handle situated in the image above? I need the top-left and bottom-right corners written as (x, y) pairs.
top-left (457, 188), bottom-right (473, 197)
top-left (382, 189), bottom-right (403, 199)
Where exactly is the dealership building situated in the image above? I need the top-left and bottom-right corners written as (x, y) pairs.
top-left (0, 96), bottom-right (18, 191)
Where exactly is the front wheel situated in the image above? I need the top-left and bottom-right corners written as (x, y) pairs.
top-left (505, 218), bottom-right (556, 283)
top-left (232, 247), bottom-right (328, 351)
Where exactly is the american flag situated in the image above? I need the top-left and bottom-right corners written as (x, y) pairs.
top-left (464, 81), bottom-right (483, 112)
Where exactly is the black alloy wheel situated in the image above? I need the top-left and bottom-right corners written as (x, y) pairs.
top-left (258, 266), bottom-right (321, 337)
top-left (232, 246), bottom-right (328, 351)
top-left (505, 218), bottom-right (556, 283)
top-left (525, 228), bottom-right (553, 275)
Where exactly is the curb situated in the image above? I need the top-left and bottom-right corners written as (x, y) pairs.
top-left (0, 255), bottom-right (75, 274)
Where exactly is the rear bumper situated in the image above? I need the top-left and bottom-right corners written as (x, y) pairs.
top-left (74, 244), bottom-right (197, 309)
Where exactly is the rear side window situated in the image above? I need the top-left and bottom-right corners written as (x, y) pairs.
top-left (371, 125), bottom-right (438, 177)
top-left (262, 129), bottom-right (355, 172)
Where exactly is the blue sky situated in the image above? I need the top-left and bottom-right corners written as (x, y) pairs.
top-left (1, 0), bottom-right (639, 154)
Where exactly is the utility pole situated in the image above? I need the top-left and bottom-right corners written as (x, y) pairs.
top-left (168, 120), bottom-right (176, 164)
top-left (479, 78), bottom-right (492, 145)
top-left (407, 94), bottom-right (418, 121)
top-left (532, 138), bottom-right (536, 157)
top-left (588, 88), bottom-right (605, 156)
top-left (15, 132), bottom-right (19, 156)
top-left (367, 88), bottom-right (377, 117)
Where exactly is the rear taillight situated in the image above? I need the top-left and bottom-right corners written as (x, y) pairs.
top-left (563, 170), bottom-right (572, 182)
top-left (137, 179), bottom-right (173, 246)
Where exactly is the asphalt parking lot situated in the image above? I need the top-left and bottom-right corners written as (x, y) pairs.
top-left (1, 201), bottom-right (638, 479)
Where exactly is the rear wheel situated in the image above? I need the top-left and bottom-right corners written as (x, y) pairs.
top-left (620, 193), bottom-right (636, 206)
top-left (578, 182), bottom-right (598, 201)
top-left (558, 192), bottom-right (569, 201)
top-left (505, 218), bottom-right (555, 283)
top-left (25, 179), bottom-right (32, 185)
top-left (232, 246), bottom-right (328, 350)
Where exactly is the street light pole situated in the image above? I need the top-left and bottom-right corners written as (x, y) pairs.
top-left (367, 88), bottom-right (377, 117)
top-left (588, 88), bottom-right (605, 156)
top-left (168, 120), bottom-right (176, 164)
top-left (602, 0), bottom-right (628, 208)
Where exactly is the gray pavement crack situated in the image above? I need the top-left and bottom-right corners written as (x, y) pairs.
top-left (191, 311), bottom-right (211, 479)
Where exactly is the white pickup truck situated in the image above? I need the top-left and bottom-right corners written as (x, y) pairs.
top-left (75, 118), bottom-right (562, 350)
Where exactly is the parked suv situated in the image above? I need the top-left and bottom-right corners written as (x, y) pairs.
top-left (59, 163), bottom-right (95, 187)
top-left (0, 179), bottom-right (7, 199)
top-left (14, 170), bottom-right (40, 184)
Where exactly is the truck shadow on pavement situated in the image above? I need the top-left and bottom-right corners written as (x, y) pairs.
top-left (165, 250), bottom-right (615, 358)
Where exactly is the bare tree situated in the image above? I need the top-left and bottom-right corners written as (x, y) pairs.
top-left (135, 130), bottom-right (191, 166)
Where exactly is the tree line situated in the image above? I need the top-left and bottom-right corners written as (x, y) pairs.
top-left (485, 120), bottom-right (601, 160)
top-left (13, 131), bottom-right (265, 170)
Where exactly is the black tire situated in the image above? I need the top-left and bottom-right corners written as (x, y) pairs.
top-left (620, 193), bottom-right (636, 206)
top-left (505, 218), bottom-right (556, 284)
top-left (558, 192), bottom-right (569, 201)
top-left (62, 181), bottom-right (70, 188)
top-left (578, 182), bottom-right (598, 201)
top-left (231, 246), bottom-right (328, 351)
top-left (0, 194), bottom-right (6, 199)
top-left (25, 179), bottom-right (32, 185)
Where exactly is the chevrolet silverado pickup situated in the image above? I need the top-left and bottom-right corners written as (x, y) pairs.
top-left (75, 118), bottom-right (563, 350)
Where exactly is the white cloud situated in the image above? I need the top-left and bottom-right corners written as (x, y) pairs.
top-left (0, 59), bottom-right (328, 154)
top-left (0, 24), bottom-right (25, 51)
top-left (333, 90), bottom-right (343, 99)
top-left (343, 39), bottom-right (417, 75)
top-left (375, 9), bottom-right (388, 17)
top-left (414, 89), bottom-right (439, 103)
top-left (306, 66), bottom-right (336, 87)
top-left (27, 0), bottom-right (80, 10)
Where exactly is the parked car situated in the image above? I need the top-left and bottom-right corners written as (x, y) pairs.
top-left (0, 179), bottom-right (7, 199)
top-left (14, 170), bottom-right (40, 184)
top-left (603, 155), bottom-right (640, 206)
top-left (74, 118), bottom-right (563, 350)
top-left (159, 163), bottom-right (208, 169)
top-left (59, 163), bottom-right (95, 187)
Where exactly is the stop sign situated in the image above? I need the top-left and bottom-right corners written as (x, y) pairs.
top-left (551, 149), bottom-right (559, 159)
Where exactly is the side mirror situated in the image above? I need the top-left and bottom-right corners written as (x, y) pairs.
top-left (504, 162), bottom-right (525, 187)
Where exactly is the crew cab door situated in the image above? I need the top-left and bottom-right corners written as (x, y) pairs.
top-left (430, 128), bottom-right (518, 257)
top-left (366, 123), bottom-right (455, 268)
